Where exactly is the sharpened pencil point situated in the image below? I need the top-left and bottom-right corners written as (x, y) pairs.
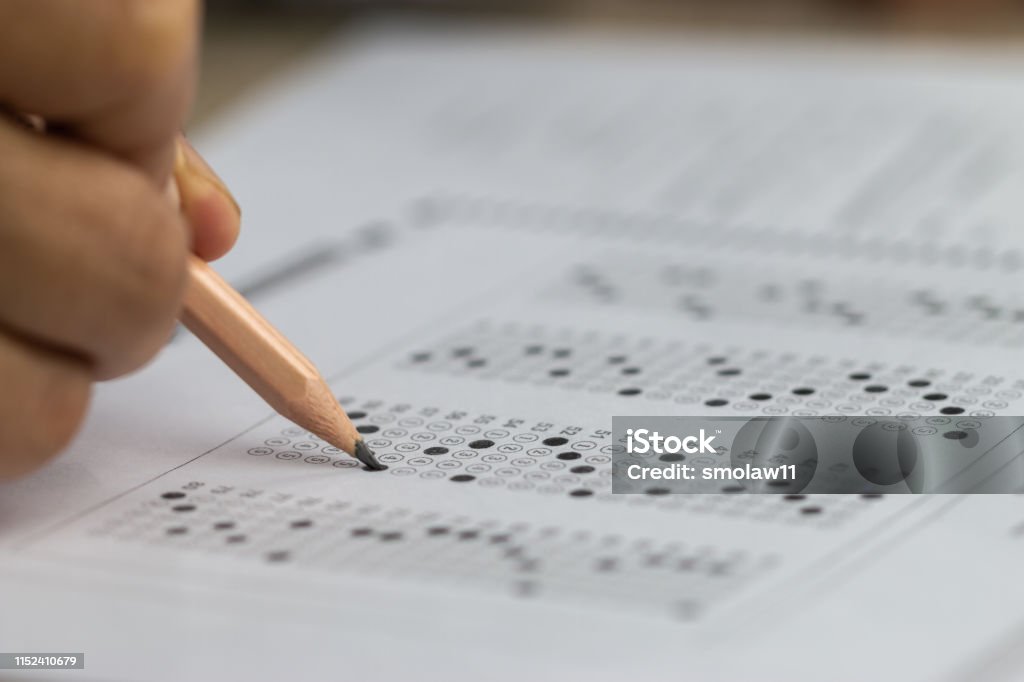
top-left (354, 439), bottom-right (387, 471)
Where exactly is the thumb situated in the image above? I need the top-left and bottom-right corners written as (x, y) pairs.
top-left (173, 135), bottom-right (241, 261)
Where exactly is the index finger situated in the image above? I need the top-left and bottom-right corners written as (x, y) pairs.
top-left (0, 0), bottom-right (200, 183)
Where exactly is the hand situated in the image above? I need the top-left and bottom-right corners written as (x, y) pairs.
top-left (0, 0), bottom-right (241, 479)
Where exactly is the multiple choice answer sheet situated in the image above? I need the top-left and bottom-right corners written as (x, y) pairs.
top-left (4, 21), bottom-right (1024, 681)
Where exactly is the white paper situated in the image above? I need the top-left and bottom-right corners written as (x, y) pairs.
top-left (4, 21), bottom-right (1024, 682)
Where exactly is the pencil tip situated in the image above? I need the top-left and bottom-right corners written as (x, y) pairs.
top-left (354, 439), bottom-right (387, 471)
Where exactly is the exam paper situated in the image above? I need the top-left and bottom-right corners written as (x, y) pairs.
top-left (4, 21), bottom-right (1024, 682)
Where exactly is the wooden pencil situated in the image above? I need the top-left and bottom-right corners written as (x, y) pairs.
top-left (179, 255), bottom-right (384, 470)
top-left (6, 109), bottom-right (368, 467)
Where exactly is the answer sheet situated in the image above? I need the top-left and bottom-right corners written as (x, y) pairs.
top-left (4, 21), bottom-right (1024, 681)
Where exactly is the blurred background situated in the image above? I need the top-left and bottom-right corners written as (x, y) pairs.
top-left (195, 0), bottom-right (1024, 124)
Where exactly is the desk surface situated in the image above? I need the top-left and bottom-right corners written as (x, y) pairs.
top-left (193, 3), bottom-right (1024, 126)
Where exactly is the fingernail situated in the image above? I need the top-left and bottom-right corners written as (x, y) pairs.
top-left (164, 175), bottom-right (181, 207)
top-left (176, 135), bottom-right (240, 216)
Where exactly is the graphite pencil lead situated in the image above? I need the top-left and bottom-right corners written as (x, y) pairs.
top-left (354, 439), bottom-right (387, 471)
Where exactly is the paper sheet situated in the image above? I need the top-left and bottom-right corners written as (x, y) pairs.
top-left (4, 21), bottom-right (1024, 681)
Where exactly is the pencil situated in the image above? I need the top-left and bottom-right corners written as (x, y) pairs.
top-left (4, 107), bottom-right (372, 468)
top-left (179, 255), bottom-right (385, 470)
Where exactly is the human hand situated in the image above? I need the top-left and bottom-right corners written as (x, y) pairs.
top-left (0, 1), bottom-right (240, 479)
